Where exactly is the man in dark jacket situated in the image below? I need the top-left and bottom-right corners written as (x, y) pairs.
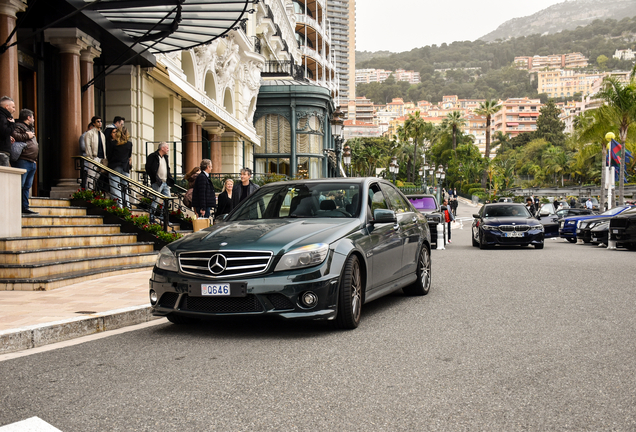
top-left (192, 159), bottom-right (216, 218)
top-left (0, 96), bottom-right (17, 167)
top-left (231, 168), bottom-right (260, 207)
top-left (145, 142), bottom-right (174, 219)
top-left (11, 109), bottom-right (38, 214)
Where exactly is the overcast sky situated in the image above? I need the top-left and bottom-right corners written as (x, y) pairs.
top-left (356, 0), bottom-right (567, 53)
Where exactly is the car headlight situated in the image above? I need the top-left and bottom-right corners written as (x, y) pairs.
top-left (567, 221), bottom-right (576, 225)
top-left (537, 224), bottom-right (544, 232)
top-left (156, 246), bottom-right (178, 272)
top-left (482, 225), bottom-right (499, 231)
top-left (275, 243), bottom-right (329, 271)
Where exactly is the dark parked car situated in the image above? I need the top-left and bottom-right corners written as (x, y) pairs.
top-left (560, 205), bottom-right (634, 243)
top-left (577, 215), bottom-right (614, 244)
top-left (610, 207), bottom-right (636, 250)
top-left (150, 178), bottom-right (432, 329)
top-left (406, 194), bottom-right (445, 247)
top-left (576, 197), bottom-right (599, 210)
top-left (472, 203), bottom-right (545, 249)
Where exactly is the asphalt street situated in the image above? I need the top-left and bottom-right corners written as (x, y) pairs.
top-left (2, 203), bottom-right (636, 431)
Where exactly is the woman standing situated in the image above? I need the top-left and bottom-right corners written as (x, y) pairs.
top-left (107, 127), bottom-right (132, 207)
top-left (183, 166), bottom-right (200, 209)
top-left (215, 178), bottom-right (234, 221)
top-left (192, 159), bottom-right (216, 218)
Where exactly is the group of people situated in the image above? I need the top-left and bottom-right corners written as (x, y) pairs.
top-left (178, 156), bottom-right (259, 222)
top-left (1, 96), bottom-right (39, 214)
top-left (81, 115), bottom-right (132, 207)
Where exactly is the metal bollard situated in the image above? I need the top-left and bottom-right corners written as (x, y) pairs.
top-left (436, 223), bottom-right (445, 250)
top-left (607, 237), bottom-right (617, 249)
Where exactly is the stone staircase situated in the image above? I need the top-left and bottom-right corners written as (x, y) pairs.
top-left (0, 198), bottom-right (158, 291)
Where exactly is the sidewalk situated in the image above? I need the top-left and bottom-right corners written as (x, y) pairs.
top-left (0, 270), bottom-right (155, 355)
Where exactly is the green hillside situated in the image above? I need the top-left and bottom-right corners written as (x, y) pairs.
top-left (355, 17), bottom-right (636, 105)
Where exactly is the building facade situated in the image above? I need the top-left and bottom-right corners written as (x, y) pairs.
top-left (514, 52), bottom-right (588, 71)
top-left (537, 69), bottom-right (605, 99)
top-left (326, 0), bottom-right (355, 106)
top-left (492, 98), bottom-right (543, 138)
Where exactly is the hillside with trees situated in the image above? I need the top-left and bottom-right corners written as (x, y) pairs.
top-left (356, 17), bottom-right (636, 105)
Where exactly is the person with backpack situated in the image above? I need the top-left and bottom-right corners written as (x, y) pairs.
top-left (442, 198), bottom-right (455, 244)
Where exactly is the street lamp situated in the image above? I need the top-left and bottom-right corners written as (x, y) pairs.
top-left (436, 164), bottom-right (445, 204)
top-left (343, 144), bottom-right (351, 177)
top-left (422, 162), bottom-right (429, 192)
top-left (330, 107), bottom-right (345, 177)
top-left (605, 132), bottom-right (615, 211)
top-left (389, 156), bottom-right (398, 184)
top-left (428, 166), bottom-right (434, 194)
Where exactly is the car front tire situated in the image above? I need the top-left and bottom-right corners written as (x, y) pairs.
top-left (566, 237), bottom-right (576, 243)
top-left (404, 246), bottom-right (431, 296)
top-left (479, 232), bottom-right (488, 250)
top-left (534, 242), bottom-right (544, 249)
top-left (335, 255), bottom-right (363, 330)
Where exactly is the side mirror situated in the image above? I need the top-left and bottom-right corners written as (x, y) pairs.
top-left (472, 214), bottom-right (480, 219)
top-left (371, 209), bottom-right (397, 224)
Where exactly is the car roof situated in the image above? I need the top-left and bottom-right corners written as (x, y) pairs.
top-left (484, 202), bottom-right (525, 206)
top-left (406, 194), bottom-right (436, 199)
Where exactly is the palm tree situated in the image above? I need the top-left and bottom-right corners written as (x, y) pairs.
top-left (596, 77), bottom-right (636, 205)
top-left (475, 100), bottom-right (501, 188)
top-left (443, 111), bottom-right (465, 156)
top-left (404, 111), bottom-right (431, 182)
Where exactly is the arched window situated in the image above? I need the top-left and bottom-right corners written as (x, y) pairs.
top-left (182, 51), bottom-right (196, 87)
top-left (223, 88), bottom-right (233, 114)
top-left (204, 72), bottom-right (216, 101)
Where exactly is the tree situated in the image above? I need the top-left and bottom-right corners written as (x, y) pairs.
top-left (474, 100), bottom-right (502, 187)
top-left (442, 111), bottom-right (465, 156)
top-left (596, 76), bottom-right (636, 205)
top-left (404, 112), bottom-right (432, 182)
top-left (597, 55), bottom-right (609, 70)
top-left (535, 100), bottom-right (567, 147)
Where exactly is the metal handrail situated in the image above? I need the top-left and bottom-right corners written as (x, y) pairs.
top-left (74, 156), bottom-right (177, 232)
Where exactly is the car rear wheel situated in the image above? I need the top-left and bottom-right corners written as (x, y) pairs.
top-left (335, 255), bottom-right (362, 329)
top-left (167, 314), bottom-right (196, 325)
top-left (404, 246), bottom-right (431, 296)
top-left (566, 238), bottom-right (576, 243)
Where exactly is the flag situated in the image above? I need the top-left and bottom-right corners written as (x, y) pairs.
top-left (606, 139), bottom-right (633, 181)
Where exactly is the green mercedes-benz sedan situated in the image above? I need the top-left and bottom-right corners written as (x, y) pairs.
top-left (149, 178), bottom-right (432, 329)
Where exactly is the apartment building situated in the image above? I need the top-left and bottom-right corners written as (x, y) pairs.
top-left (537, 69), bottom-right (605, 98)
top-left (613, 49), bottom-right (635, 60)
top-left (492, 98), bottom-right (543, 138)
top-left (464, 114), bottom-right (489, 156)
top-left (347, 96), bottom-right (374, 123)
top-left (386, 98), bottom-right (405, 117)
top-left (326, 0), bottom-right (355, 105)
top-left (343, 119), bottom-right (383, 139)
top-left (355, 68), bottom-right (420, 84)
top-left (514, 52), bottom-right (588, 71)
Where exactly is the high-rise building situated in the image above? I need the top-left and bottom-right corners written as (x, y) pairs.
top-left (327, 0), bottom-right (355, 107)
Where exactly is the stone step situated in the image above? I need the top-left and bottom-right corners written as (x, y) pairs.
top-left (21, 215), bottom-right (104, 226)
top-left (0, 243), bottom-right (155, 264)
top-left (0, 252), bottom-right (158, 279)
top-left (29, 197), bottom-right (71, 207)
top-left (21, 225), bottom-right (122, 237)
top-left (28, 206), bottom-right (88, 216)
top-left (0, 234), bottom-right (138, 251)
top-left (0, 263), bottom-right (155, 291)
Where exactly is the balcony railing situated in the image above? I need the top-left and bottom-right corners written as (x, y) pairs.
top-left (262, 60), bottom-right (306, 81)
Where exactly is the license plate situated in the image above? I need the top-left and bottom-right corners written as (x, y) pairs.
top-left (592, 237), bottom-right (598, 242)
top-left (613, 229), bottom-right (619, 233)
top-left (576, 229), bottom-right (581, 234)
top-left (201, 283), bottom-right (230, 296)
top-left (505, 232), bottom-right (523, 237)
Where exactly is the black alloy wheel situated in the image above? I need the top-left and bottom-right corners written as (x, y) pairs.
top-left (472, 232), bottom-right (478, 247)
top-left (534, 242), bottom-right (544, 249)
top-left (335, 255), bottom-right (363, 329)
top-left (403, 246), bottom-right (431, 296)
top-left (566, 238), bottom-right (576, 243)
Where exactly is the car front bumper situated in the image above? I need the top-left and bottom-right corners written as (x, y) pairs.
top-left (149, 257), bottom-right (343, 321)
top-left (481, 230), bottom-right (544, 246)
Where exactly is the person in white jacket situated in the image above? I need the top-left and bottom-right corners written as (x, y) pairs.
top-left (84, 116), bottom-right (106, 187)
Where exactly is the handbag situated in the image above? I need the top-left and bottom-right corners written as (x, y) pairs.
top-left (192, 217), bottom-right (210, 232)
top-left (10, 141), bottom-right (27, 163)
top-left (183, 188), bottom-right (193, 207)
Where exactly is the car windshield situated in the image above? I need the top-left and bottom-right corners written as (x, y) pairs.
top-left (483, 205), bottom-right (531, 218)
top-left (408, 196), bottom-right (437, 211)
top-left (227, 183), bottom-right (361, 221)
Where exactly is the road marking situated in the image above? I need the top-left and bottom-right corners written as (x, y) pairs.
top-left (0, 417), bottom-right (62, 431)
top-left (0, 319), bottom-right (167, 363)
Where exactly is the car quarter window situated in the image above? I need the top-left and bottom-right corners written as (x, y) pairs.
top-left (381, 183), bottom-right (410, 213)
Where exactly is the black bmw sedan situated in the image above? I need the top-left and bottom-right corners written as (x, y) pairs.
top-left (472, 203), bottom-right (545, 249)
top-left (150, 178), bottom-right (432, 329)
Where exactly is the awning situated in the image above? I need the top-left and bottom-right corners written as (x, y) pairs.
top-left (81, 0), bottom-right (256, 54)
top-left (507, 122), bottom-right (519, 126)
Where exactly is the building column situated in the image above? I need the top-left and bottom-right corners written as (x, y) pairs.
top-left (0, 0), bottom-right (27, 109)
top-left (80, 42), bottom-right (101, 133)
top-left (44, 28), bottom-right (89, 189)
top-left (202, 121), bottom-right (225, 173)
top-left (182, 107), bottom-right (206, 173)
